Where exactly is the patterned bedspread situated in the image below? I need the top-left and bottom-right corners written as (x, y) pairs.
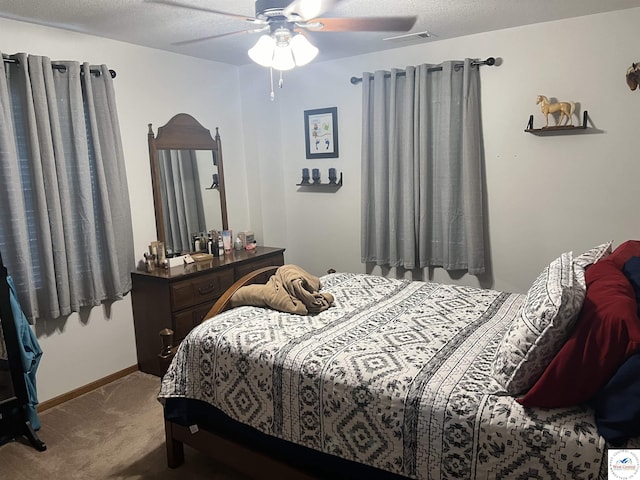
top-left (159, 272), bottom-right (632, 479)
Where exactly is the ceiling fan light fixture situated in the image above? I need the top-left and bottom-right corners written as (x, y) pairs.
top-left (248, 27), bottom-right (318, 71)
top-left (273, 26), bottom-right (292, 46)
top-left (248, 34), bottom-right (276, 67)
top-left (271, 44), bottom-right (296, 71)
top-left (290, 33), bottom-right (318, 66)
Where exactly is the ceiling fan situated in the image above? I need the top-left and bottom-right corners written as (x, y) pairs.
top-left (146, 0), bottom-right (418, 70)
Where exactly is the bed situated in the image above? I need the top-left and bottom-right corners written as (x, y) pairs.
top-left (158, 241), bottom-right (640, 479)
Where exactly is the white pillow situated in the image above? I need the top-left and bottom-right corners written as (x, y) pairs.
top-left (491, 252), bottom-right (586, 395)
top-left (574, 241), bottom-right (613, 269)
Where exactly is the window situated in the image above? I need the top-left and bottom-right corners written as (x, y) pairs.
top-left (360, 60), bottom-right (486, 275)
top-left (0, 53), bottom-right (134, 321)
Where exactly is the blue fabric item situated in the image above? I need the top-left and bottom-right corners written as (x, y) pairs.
top-left (622, 256), bottom-right (640, 317)
top-left (7, 276), bottom-right (43, 430)
top-left (591, 352), bottom-right (640, 445)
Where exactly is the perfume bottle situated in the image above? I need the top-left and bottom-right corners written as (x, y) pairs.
top-left (217, 235), bottom-right (224, 256)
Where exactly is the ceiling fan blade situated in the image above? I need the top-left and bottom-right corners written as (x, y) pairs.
top-left (145, 0), bottom-right (264, 24)
top-left (172, 27), bottom-right (269, 46)
top-left (284, 0), bottom-right (344, 21)
top-left (305, 16), bottom-right (417, 32)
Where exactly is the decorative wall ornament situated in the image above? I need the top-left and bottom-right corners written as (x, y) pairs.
top-left (626, 63), bottom-right (640, 91)
top-left (304, 107), bottom-right (339, 159)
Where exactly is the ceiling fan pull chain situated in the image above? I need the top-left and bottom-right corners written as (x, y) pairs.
top-left (270, 67), bottom-right (275, 101)
top-left (279, 70), bottom-right (284, 89)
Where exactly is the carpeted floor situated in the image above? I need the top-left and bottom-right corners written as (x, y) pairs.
top-left (0, 371), bottom-right (252, 480)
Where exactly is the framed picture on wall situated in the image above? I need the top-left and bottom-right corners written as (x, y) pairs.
top-left (304, 107), bottom-right (339, 159)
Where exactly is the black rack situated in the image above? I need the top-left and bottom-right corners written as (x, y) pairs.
top-left (296, 172), bottom-right (343, 189)
top-left (525, 111), bottom-right (589, 135)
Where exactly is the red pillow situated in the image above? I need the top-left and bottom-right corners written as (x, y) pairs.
top-left (518, 258), bottom-right (640, 408)
top-left (607, 240), bottom-right (640, 270)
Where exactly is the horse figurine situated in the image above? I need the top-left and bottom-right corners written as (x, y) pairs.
top-left (536, 95), bottom-right (575, 127)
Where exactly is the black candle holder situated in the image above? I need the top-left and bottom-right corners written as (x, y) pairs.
top-left (300, 168), bottom-right (311, 184)
top-left (328, 167), bottom-right (337, 184)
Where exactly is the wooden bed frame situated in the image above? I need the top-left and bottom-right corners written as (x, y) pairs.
top-left (159, 266), bottom-right (323, 479)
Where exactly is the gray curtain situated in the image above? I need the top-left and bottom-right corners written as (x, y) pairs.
top-left (158, 149), bottom-right (206, 253)
top-left (0, 52), bottom-right (135, 321)
top-left (361, 59), bottom-right (485, 274)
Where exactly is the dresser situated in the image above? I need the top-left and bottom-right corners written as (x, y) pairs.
top-left (131, 246), bottom-right (285, 376)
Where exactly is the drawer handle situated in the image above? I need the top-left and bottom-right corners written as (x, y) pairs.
top-left (198, 282), bottom-right (216, 295)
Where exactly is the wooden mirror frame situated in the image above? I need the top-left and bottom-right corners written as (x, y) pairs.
top-left (148, 113), bottom-right (229, 246)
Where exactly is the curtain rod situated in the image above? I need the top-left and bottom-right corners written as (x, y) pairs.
top-left (350, 57), bottom-right (495, 85)
top-left (2, 55), bottom-right (116, 78)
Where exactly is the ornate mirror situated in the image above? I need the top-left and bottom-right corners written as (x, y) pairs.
top-left (148, 114), bottom-right (228, 253)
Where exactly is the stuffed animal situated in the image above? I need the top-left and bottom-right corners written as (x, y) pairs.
top-left (626, 63), bottom-right (640, 91)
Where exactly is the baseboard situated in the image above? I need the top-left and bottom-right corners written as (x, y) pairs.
top-left (37, 364), bottom-right (139, 412)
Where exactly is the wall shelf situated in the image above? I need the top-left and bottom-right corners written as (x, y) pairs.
top-left (525, 110), bottom-right (590, 135)
top-left (296, 172), bottom-right (343, 190)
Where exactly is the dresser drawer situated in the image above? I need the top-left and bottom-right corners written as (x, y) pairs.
top-left (170, 269), bottom-right (234, 311)
top-left (173, 303), bottom-right (214, 341)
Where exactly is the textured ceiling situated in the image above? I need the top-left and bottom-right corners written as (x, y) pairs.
top-left (2, 0), bottom-right (640, 66)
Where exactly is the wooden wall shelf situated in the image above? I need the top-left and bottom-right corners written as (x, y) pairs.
top-left (525, 110), bottom-right (589, 135)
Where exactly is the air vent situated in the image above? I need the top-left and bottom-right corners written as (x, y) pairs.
top-left (384, 30), bottom-right (436, 43)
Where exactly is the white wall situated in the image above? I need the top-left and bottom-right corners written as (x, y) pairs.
top-left (242, 8), bottom-right (640, 294)
top-left (0, 18), bottom-right (248, 402)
